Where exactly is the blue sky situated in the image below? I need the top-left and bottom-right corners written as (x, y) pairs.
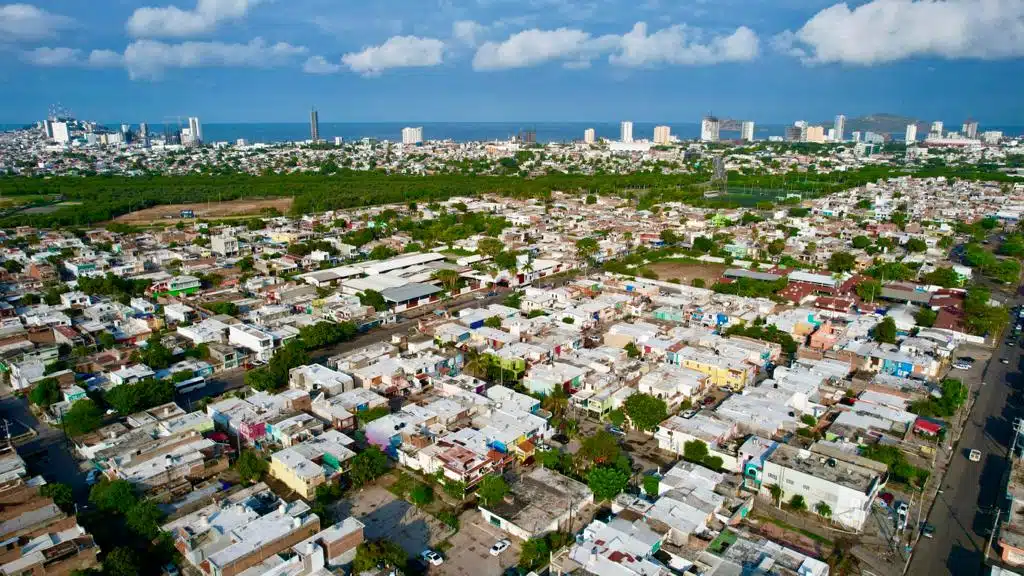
top-left (1, 0), bottom-right (1022, 124)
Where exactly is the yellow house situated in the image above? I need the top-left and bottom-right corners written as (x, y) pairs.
top-left (269, 431), bottom-right (356, 499)
top-left (674, 348), bottom-right (752, 391)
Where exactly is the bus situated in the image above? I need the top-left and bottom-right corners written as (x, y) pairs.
top-left (174, 376), bottom-right (206, 394)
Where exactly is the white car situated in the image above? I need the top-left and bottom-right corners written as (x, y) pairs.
top-left (420, 550), bottom-right (443, 566)
top-left (969, 449), bottom-right (982, 462)
top-left (952, 362), bottom-right (971, 370)
top-left (490, 539), bottom-right (511, 556)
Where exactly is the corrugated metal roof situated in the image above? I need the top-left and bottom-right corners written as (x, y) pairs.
top-left (381, 282), bottom-right (442, 303)
top-left (724, 268), bottom-right (781, 282)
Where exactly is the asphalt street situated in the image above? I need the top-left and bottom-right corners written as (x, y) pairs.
top-left (907, 295), bottom-right (1024, 576)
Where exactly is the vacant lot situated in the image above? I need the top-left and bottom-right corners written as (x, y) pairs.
top-left (335, 485), bottom-right (452, 558)
top-left (113, 197), bottom-right (293, 223)
top-left (647, 260), bottom-right (727, 285)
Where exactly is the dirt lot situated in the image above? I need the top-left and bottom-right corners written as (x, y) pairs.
top-left (113, 197), bottom-right (292, 223)
top-left (646, 260), bottom-right (727, 285)
top-left (334, 485), bottom-right (453, 558)
top-left (438, 510), bottom-right (521, 576)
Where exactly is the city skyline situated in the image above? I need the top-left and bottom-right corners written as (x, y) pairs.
top-left (1, 0), bottom-right (1022, 123)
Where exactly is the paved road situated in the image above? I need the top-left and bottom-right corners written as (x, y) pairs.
top-left (0, 394), bottom-right (90, 501)
top-left (908, 297), bottom-right (1024, 575)
top-left (178, 289), bottom-right (511, 409)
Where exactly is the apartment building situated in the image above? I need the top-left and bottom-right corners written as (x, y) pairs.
top-left (269, 430), bottom-right (356, 499)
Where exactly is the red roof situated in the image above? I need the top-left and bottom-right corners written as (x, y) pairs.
top-left (914, 418), bottom-right (942, 434)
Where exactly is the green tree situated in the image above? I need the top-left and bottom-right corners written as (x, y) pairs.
top-left (478, 474), bottom-right (509, 507)
top-left (789, 494), bottom-right (807, 512)
top-left (358, 289), bottom-right (388, 312)
top-left (62, 399), bottom-right (103, 436)
top-left (624, 342), bottom-right (641, 358)
top-left (607, 409), bottom-right (626, 428)
top-left (442, 479), bottom-right (466, 500)
top-left (854, 278), bottom-right (882, 303)
top-left (432, 268), bottom-right (461, 293)
top-left (692, 278), bottom-right (706, 288)
top-left (350, 446), bottom-right (389, 487)
top-left (874, 317), bottom-right (897, 344)
top-left (642, 475), bottom-right (660, 497)
top-left (851, 235), bottom-right (872, 249)
top-left (575, 237), bottom-right (599, 263)
top-left (828, 251), bottom-right (856, 273)
top-left (40, 483), bottom-right (74, 513)
top-left (104, 547), bottom-right (139, 576)
top-left (622, 393), bottom-right (668, 432)
top-left (914, 308), bottom-right (938, 327)
top-left (89, 480), bottom-right (137, 514)
top-left (477, 237), bottom-right (505, 258)
top-left (125, 500), bottom-right (165, 539)
top-left (767, 239), bottom-right (786, 256)
top-left (29, 377), bottom-right (61, 407)
top-left (905, 238), bottom-right (927, 253)
top-left (139, 335), bottom-right (173, 369)
top-left (484, 316), bottom-right (503, 329)
top-left (921, 267), bottom-right (961, 288)
top-left (353, 540), bottom-right (407, 573)
top-left (235, 450), bottom-right (268, 484)
top-left (587, 466), bottom-right (630, 501)
top-left (815, 501), bottom-right (832, 518)
top-left (519, 537), bottom-right (551, 571)
top-left (683, 440), bottom-right (710, 463)
top-left (580, 431), bottom-right (621, 466)
top-left (767, 484), bottom-right (784, 506)
top-left (409, 483), bottom-right (434, 506)
top-left (693, 236), bottom-right (716, 254)
top-left (585, 194), bottom-right (597, 205)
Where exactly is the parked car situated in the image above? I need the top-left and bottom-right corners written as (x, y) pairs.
top-left (879, 492), bottom-right (895, 507)
top-left (86, 469), bottom-right (101, 486)
top-left (681, 409), bottom-right (697, 419)
top-left (896, 502), bottom-right (909, 518)
top-left (607, 425), bottom-right (626, 436)
top-left (702, 396), bottom-right (716, 406)
top-left (969, 449), bottom-right (982, 462)
top-left (420, 550), bottom-right (443, 566)
top-left (490, 539), bottom-right (511, 556)
top-left (921, 524), bottom-right (936, 538)
top-left (952, 361), bottom-right (972, 370)
top-left (1002, 358), bottom-right (1010, 364)
top-left (551, 434), bottom-right (570, 445)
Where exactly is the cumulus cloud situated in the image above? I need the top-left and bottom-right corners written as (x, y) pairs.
top-left (123, 37), bottom-right (306, 79)
top-left (473, 21), bottom-right (759, 70)
top-left (302, 55), bottom-right (342, 74)
top-left (610, 22), bottom-right (758, 67)
top-left (21, 46), bottom-right (80, 66)
top-left (452, 20), bottom-right (487, 46)
top-left (775, 0), bottom-right (1024, 65)
top-left (472, 27), bottom-right (592, 70)
top-left (127, 0), bottom-right (262, 38)
top-left (20, 46), bottom-right (125, 68)
top-left (341, 35), bottom-right (445, 76)
top-left (0, 3), bottom-right (73, 41)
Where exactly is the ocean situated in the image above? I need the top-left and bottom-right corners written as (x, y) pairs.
top-left (3, 121), bottom-right (1022, 144)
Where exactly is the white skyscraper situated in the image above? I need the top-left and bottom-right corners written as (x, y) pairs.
top-left (584, 128), bottom-right (596, 144)
top-left (794, 120), bottom-right (808, 142)
top-left (700, 116), bottom-right (720, 142)
top-left (620, 121), bottom-right (633, 143)
top-left (401, 126), bottom-right (423, 145)
top-left (905, 124), bottom-right (917, 144)
top-left (51, 122), bottom-right (70, 144)
top-left (188, 117), bottom-right (203, 144)
top-left (962, 121), bottom-right (978, 139)
top-left (834, 114), bottom-right (846, 142)
top-left (851, 131), bottom-right (862, 143)
top-left (930, 121), bottom-right (943, 137)
top-left (653, 125), bottom-right (671, 144)
top-left (42, 119), bottom-right (54, 139)
top-left (139, 122), bottom-right (149, 140)
top-left (740, 121), bottom-right (755, 142)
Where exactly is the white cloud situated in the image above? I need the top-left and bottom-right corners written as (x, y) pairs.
top-left (21, 46), bottom-right (80, 66)
top-left (123, 37), bottom-right (306, 79)
top-left (20, 46), bottom-right (125, 68)
top-left (302, 55), bottom-right (341, 75)
top-left (610, 22), bottom-right (758, 67)
top-left (473, 21), bottom-right (759, 70)
top-left (472, 27), bottom-right (592, 70)
top-left (341, 35), bottom-right (445, 76)
top-left (453, 20), bottom-right (487, 46)
top-left (776, 0), bottom-right (1024, 65)
top-left (127, 0), bottom-right (262, 38)
top-left (0, 3), bottom-right (73, 41)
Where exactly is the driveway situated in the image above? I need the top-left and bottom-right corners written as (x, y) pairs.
top-left (438, 510), bottom-right (521, 576)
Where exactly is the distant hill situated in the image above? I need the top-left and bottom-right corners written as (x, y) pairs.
top-left (823, 113), bottom-right (927, 135)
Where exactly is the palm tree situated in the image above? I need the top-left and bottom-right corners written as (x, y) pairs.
top-left (766, 484), bottom-right (784, 508)
top-left (815, 501), bottom-right (832, 519)
top-left (432, 269), bottom-right (460, 294)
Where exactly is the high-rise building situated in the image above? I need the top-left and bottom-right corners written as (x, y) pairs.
top-left (401, 126), bottom-right (423, 145)
top-left (620, 121), bottom-right (633, 143)
top-left (962, 121), bottom-right (978, 139)
top-left (310, 109), bottom-right (320, 142)
top-left (930, 121), bottom-right (943, 137)
top-left (805, 126), bottom-right (826, 143)
top-left (834, 114), bottom-right (846, 142)
top-left (740, 121), bottom-right (755, 142)
top-left (52, 122), bottom-right (70, 144)
top-left (334, 136), bottom-right (343, 146)
top-left (139, 122), bottom-right (149, 140)
top-left (827, 128), bottom-right (836, 142)
top-left (982, 131), bottom-right (1003, 144)
top-left (187, 117), bottom-right (202, 144)
top-left (905, 124), bottom-right (917, 144)
top-left (584, 128), bottom-right (595, 144)
top-left (784, 126), bottom-right (802, 142)
top-left (793, 120), bottom-right (808, 142)
top-left (519, 129), bottom-right (536, 144)
top-left (700, 116), bottom-right (720, 142)
top-left (851, 131), bottom-right (862, 143)
top-left (864, 131), bottom-right (886, 144)
top-left (42, 119), bottom-right (53, 139)
top-left (653, 125), bottom-right (671, 144)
